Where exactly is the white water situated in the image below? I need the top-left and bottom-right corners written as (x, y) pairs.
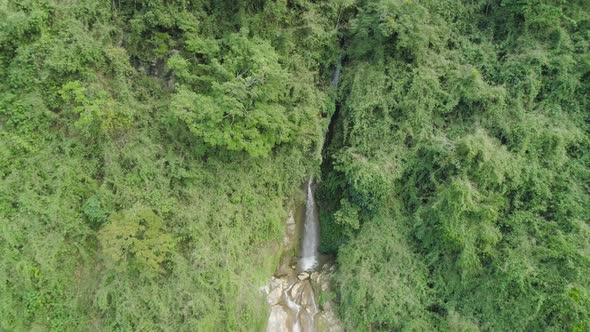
top-left (299, 178), bottom-right (320, 272)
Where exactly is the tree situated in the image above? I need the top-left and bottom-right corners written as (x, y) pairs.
top-left (99, 205), bottom-right (174, 273)
top-left (170, 33), bottom-right (295, 157)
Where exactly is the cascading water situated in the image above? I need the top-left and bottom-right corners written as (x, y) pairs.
top-left (299, 178), bottom-right (320, 272)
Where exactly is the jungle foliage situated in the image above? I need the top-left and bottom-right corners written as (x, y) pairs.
top-left (0, 0), bottom-right (338, 330)
top-left (1, 0), bottom-right (589, 331)
top-left (319, 0), bottom-right (590, 331)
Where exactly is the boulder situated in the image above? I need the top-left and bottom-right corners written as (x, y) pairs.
top-left (265, 277), bottom-right (289, 305)
top-left (297, 272), bottom-right (310, 280)
top-left (298, 308), bottom-right (315, 332)
top-left (274, 263), bottom-right (292, 278)
top-left (300, 282), bottom-right (318, 315)
top-left (267, 285), bottom-right (283, 305)
top-left (290, 282), bottom-right (304, 300)
top-left (266, 305), bottom-right (290, 332)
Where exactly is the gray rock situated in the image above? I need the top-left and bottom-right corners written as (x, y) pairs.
top-left (290, 281), bottom-right (304, 299)
top-left (266, 305), bottom-right (290, 332)
top-left (298, 272), bottom-right (310, 280)
top-left (267, 285), bottom-right (283, 305)
top-left (298, 308), bottom-right (315, 332)
top-left (300, 283), bottom-right (319, 316)
top-left (274, 263), bottom-right (292, 278)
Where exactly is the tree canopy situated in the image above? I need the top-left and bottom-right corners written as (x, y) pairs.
top-left (319, 0), bottom-right (590, 330)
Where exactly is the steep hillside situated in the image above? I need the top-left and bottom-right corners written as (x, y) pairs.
top-left (1, 1), bottom-right (589, 331)
top-left (320, 1), bottom-right (590, 330)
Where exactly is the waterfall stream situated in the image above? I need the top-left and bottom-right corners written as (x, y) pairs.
top-left (299, 178), bottom-right (320, 272)
top-left (263, 62), bottom-right (343, 332)
top-left (263, 55), bottom-right (344, 332)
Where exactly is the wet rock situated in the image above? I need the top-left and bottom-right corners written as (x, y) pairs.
top-left (321, 300), bottom-right (333, 312)
top-left (269, 277), bottom-right (285, 289)
top-left (267, 285), bottom-right (283, 305)
top-left (290, 282), bottom-right (304, 299)
top-left (298, 308), bottom-right (315, 332)
top-left (265, 277), bottom-right (288, 305)
top-left (264, 208), bottom-right (343, 332)
top-left (298, 272), bottom-right (310, 280)
top-left (267, 305), bottom-right (290, 332)
top-left (311, 272), bottom-right (321, 286)
top-left (310, 272), bottom-right (331, 294)
top-left (300, 282), bottom-right (318, 316)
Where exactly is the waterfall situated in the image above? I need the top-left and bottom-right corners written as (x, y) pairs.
top-left (299, 178), bottom-right (320, 271)
top-left (332, 56), bottom-right (342, 88)
top-left (264, 178), bottom-right (342, 332)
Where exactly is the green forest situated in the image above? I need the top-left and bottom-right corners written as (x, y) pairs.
top-left (1, 0), bottom-right (589, 331)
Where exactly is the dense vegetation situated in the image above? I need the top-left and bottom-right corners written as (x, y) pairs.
top-left (1, 0), bottom-right (588, 331)
top-left (0, 1), bottom-right (338, 330)
top-left (319, 0), bottom-right (590, 331)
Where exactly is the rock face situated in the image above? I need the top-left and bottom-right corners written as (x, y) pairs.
top-left (284, 211), bottom-right (297, 247)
